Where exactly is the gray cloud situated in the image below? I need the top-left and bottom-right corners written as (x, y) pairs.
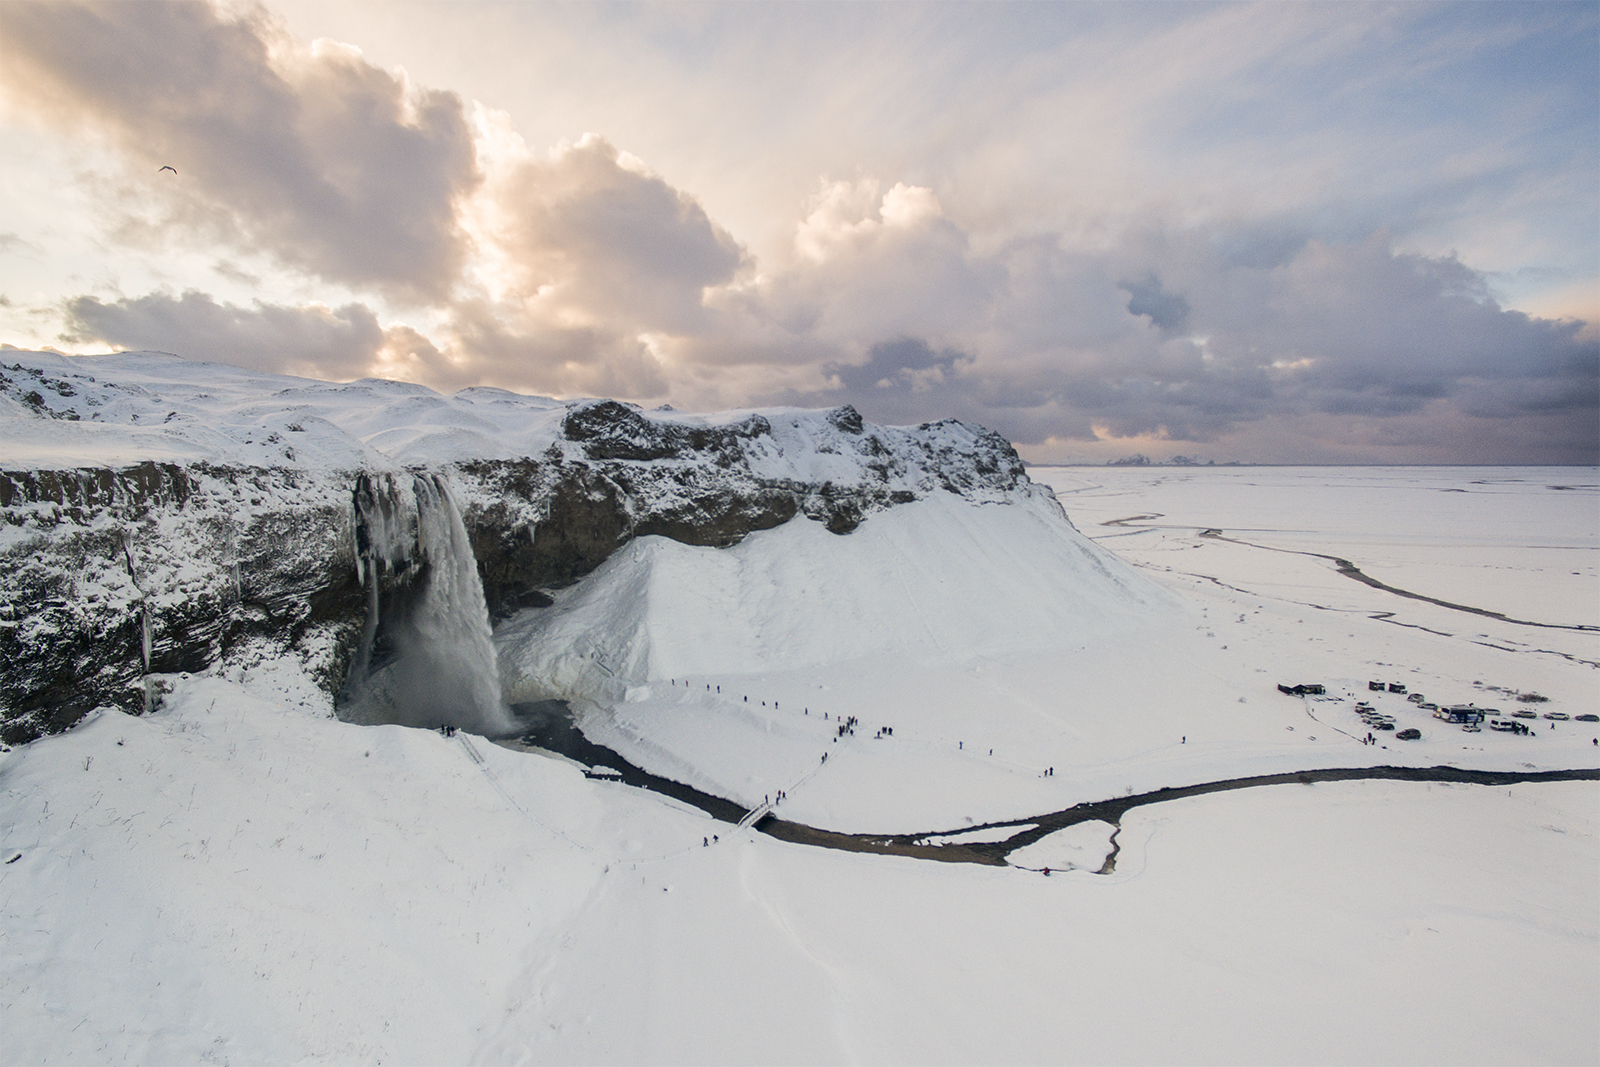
top-left (1120, 275), bottom-right (1191, 335)
top-left (0, 1), bottom-right (479, 302)
top-left (61, 290), bottom-right (388, 381)
top-left (739, 212), bottom-right (1596, 460)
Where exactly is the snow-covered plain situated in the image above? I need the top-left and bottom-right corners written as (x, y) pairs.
top-left (2, 353), bottom-right (1597, 1064)
top-left (3, 682), bottom-right (1594, 1065)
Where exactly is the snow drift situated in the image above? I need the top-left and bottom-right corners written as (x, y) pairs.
top-left (497, 489), bottom-right (1168, 703)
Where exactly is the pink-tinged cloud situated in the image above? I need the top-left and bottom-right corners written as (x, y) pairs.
top-left (0, 1), bottom-right (480, 302)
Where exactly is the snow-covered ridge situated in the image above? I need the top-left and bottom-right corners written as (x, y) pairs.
top-left (0, 351), bottom-right (1028, 496)
top-left (0, 350), bottom-right (1057, 743)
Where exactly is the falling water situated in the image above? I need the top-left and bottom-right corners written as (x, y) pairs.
top-left (342, 472), bottom-right (514, 736)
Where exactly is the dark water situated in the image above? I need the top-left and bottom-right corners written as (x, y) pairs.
top-left (506, 701), bottom-right (747, 824)
top-left (504, 700), bottom-right (1600, 868)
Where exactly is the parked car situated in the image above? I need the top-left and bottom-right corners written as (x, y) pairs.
top-left (1544, 712), bottom-right (1571, 721)
top-left (1513, 709), bottom-right (1538, 719)
top-left (1396, 728), bottom-right (1422, 740)
top-left (1407, 693), bottom-right (1425, 703)
top-left (1419, 703), bottom-right (1439, 712)
top-left (1575, 714), bottom-right (1598, 723)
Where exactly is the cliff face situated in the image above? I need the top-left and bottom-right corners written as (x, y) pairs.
top-left (1, 464), bottom-right (364, 744)
top-left (1, 360), bottom-right (1034, 744)
top-left (456, 399), bottom-right (1029, 620)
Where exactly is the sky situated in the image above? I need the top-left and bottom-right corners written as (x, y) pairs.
top-left (0, 1), bottom-right (1595, 464)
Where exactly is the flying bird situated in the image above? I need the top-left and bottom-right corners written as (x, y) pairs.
top-left (159, 165), bottom-right (177, 175)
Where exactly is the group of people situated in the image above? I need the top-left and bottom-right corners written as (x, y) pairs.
top-left (437, 724), bottom-right (458, 738)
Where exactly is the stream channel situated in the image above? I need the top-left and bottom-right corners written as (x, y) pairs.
top-left (502, 700), bottom-right (1600, 871)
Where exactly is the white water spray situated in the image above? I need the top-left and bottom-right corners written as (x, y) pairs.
top-left (343, 472), bottom-right (514, 736)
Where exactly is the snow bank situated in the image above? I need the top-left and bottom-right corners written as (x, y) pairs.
top-left (496, 488), bottom-right (1168, 700)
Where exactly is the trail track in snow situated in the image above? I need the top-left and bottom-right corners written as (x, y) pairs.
top-left (1197, 528), bottom-right (1600, 632)
top-left (1093, 513), bottom-right (1598, 633)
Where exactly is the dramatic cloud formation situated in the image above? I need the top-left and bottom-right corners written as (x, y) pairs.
top-left (0, 1), bottom-right (479, 302)
top-left (1, 1), bottom-right (1594, 462)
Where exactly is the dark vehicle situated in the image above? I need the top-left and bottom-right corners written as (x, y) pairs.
top-left (1575, 714), bottom-right (1599, 723)
top-left (1396, 728), bottom-right (1422, 741)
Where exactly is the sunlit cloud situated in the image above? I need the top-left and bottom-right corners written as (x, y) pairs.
top-left (1, 0), bottom-right (1594, 463)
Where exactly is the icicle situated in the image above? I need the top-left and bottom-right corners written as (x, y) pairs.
top-left (140, 602), bottom-right (152, 673)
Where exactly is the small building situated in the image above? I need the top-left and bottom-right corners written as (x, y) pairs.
top-left (1278, 683), bottom-right (1326, 696)
top-left (1368, 681), bottom-right (1386, 691)
top-left (1387, 683), bottom-right (1408, 694)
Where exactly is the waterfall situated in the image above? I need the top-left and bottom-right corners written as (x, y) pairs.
top-left (342, 472), bottom-right (514, 736)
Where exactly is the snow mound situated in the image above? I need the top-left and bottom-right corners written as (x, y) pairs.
top-left (497, 490), bottom-right (1171, 702)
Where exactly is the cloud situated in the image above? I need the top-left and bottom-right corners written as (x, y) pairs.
top-left (732, 218), bottom-right (1596, 459)
top-left (6, 3), bottom-right (1593, 463)
top-left (478, 133), bottom-right (746, 335)
top-left (61, 290), bottom-right (389, 381)
top-left (1120, 275), bottom-right (1191, 335)
top-left (0, 1), bottom-right (480, 302)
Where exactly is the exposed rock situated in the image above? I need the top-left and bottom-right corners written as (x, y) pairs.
top-left (0, 465), bottom-right (362, 745)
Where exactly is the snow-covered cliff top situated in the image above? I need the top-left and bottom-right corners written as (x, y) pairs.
top-left (0, 351), bottom-right (1020, 500)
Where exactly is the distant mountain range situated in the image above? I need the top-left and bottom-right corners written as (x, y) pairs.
top-left (1106, 453), bottom-right (1241, 467)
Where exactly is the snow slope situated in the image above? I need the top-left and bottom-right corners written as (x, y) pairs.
top-left (496, 489), bottom-right (1164, 696)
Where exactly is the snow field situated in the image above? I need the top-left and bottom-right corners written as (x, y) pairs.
top-left (5, 675), bottom-right (1593, 1065)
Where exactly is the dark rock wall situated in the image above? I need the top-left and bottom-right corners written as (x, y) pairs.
top-left (0, 465), bottom-right (364, 745)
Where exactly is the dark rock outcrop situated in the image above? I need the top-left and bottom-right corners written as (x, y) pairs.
top-left (0, 465), bottom-right (363, 745)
